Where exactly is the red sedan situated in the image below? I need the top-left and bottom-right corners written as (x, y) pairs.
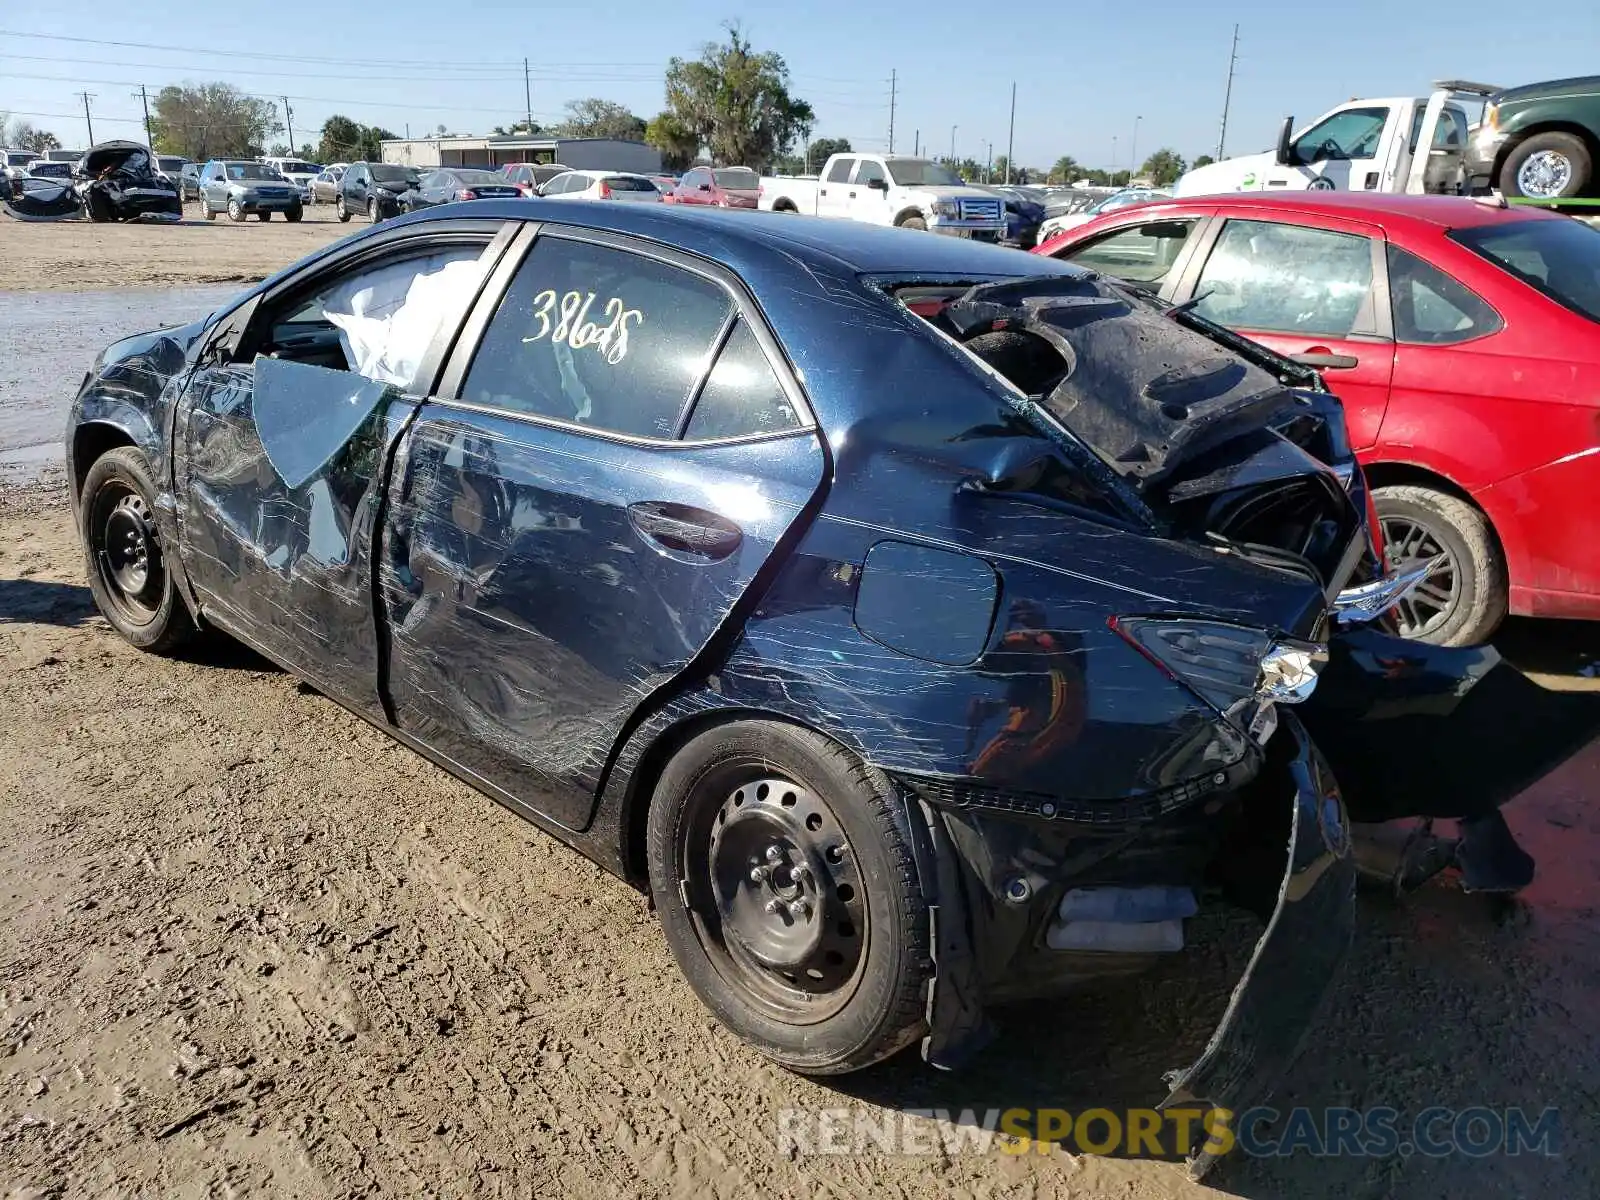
top-left (665, 165), bottom-right (760, 209)
top-left (1035, 192), bottom-right (1600, 645)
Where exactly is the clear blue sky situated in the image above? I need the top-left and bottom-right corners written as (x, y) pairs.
top-left (4, 5), bottom-right (1598, 170)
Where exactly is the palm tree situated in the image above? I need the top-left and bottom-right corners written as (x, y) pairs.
top-left (1049, 155), bottom-right (1082, 185)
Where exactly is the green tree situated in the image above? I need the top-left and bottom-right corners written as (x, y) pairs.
top-left (1049, 155), bottom-right (1082, 184)
top-left (553, 98), bottom-right (647, 141)
top-left (809, 136), bottom-right (851, 164)
top-left (492, 120), bottom-right (543, 136)
top-left (664, 24), bottom-right (814, 169)
top-left (150, 83), bottom-right (280, 160)
top-left (1191, 154), bottom-right (1215, 169)
top-left (317, 116), bottom-right (395, 163)
top-left (1138, 148), bottom-right (1187, 186)
top-left (0, 114), bottom-right (58, 153)
top-left (645, 111), bottom-right (699, 170)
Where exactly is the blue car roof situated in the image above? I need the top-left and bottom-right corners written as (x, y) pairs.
top-left (387, 198), bottom-right (1083, 279)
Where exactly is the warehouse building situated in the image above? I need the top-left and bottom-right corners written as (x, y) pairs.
top-left (379, 135), bottom-right (661, 174)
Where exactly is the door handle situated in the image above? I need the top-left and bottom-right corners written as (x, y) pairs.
top-left (820, 188), bottom-right (828, 196)
top-left (848, 190), bottom-right (857, 198)
top-left (627, 501), bottom-right (742, 561)
top-left (1292, 349), bottom-right (1360, 369)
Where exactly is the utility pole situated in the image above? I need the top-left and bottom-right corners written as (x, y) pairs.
top-left (985, 140), bottom-right (992, 182)
top-left (1111, 135), bottom-right (1117, 173)
top-left (888, 68), bottom-right (896, 153)
top-left (1130, 115), bottom-right (1142, 177)
top-left (134, 85), bottom-right (153, 150)
top-left (523, 58), bottom-right (533, 133)
top-left (1217, 23), bottom-right (1239, 161)
top-left (77, 91), bottom-right (95, 145)
top-left (949, 124), bottom-right (957, 163)
top-left (282, 96), bottom-right (295, 155)
top-left (1005, 81), bottom-right (1016, 184)
top-left (913, 129), bottom-right (919, 156)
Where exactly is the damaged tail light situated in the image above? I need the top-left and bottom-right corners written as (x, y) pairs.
top-left (597, 181), bottom-right (612, 199)
top-left (1111, 617), bottom-right (1327, 711)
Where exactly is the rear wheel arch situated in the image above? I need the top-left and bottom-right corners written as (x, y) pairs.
top-left (1363, 460), bottom-right (1510, 643)
top-left (617, 705), bottom-right (874, 886)
top-left (1361, 460), bottom-right (1500, 549)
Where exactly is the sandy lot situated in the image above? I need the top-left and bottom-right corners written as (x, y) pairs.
top-left (0, 203), bottom-right (352, 292)
top-left (2, 222), bottom-right (1599, 1199)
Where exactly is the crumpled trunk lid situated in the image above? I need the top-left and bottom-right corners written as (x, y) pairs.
top-left (944, 276), bottom-right (1369, 594)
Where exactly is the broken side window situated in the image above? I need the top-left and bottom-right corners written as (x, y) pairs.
top-left (250, 245), bottom-right (489, 487)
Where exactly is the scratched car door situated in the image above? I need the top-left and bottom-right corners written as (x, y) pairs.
top-left (380, 228), bottom-right (826, 830)
top-left (173, 224), bottom-right (513, 711)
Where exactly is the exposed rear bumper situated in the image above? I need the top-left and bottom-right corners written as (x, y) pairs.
top-left (912, 710), bottom-right (1355, 1180)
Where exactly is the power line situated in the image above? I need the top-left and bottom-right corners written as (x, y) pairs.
top-left (0, 28), bottom-right (656, 71)
top-left (1217, 24), bottom-right (1240, 161)
top-left (0, 70), bottom-right (566, 118)
top-left (75, 90), bottom-right (94, 143)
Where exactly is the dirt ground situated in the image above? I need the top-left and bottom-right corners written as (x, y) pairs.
top-left (0, 203), bottom-right (352, 292)
top-left (3, 220), bottom-right (1600, 1200)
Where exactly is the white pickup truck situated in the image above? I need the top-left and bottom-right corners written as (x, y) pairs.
top-left (759, 153), bottom-right (1008, 239)
top-left (1175, 81), bottom-right (1497, 198)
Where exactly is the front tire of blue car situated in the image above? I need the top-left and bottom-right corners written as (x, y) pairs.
top-left (647, 720), bottom-right (932, 1075)
top-left (80, 446), bottom-right (197, 654)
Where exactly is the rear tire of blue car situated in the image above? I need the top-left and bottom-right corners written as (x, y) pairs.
top-left (647, 720), bottom-right (932, 1075)
top-left (80, 447), bottom-right (197, 655)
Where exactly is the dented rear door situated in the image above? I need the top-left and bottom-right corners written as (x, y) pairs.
top-left (379, 228), bottom-right (826, 830)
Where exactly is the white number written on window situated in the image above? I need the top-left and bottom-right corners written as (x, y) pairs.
top-left (524, 289), bottom-right (644, 365)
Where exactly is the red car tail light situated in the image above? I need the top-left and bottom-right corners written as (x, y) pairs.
top-left (457, 188), bottom-right (477, 201)
top-left (597, 180), bottom-right (612, 199)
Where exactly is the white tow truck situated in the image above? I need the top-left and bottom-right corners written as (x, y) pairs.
top-left (759, 153), bottom-right (1008, 239)
top-left (1175, 81), bottom-right (1497, 198)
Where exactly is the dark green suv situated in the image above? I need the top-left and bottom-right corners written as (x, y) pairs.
top-left (1466, 75), bottom-right (1600, 200)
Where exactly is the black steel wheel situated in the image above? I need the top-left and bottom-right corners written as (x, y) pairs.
top-left (702, 774), bottom-right (869, 1020)
top-left (647, 720), bottom-right (931, 1074)
top-left (80, 446), bottom-right (196, 653)
top-left (1374, 484), bottom-right (1507, 646)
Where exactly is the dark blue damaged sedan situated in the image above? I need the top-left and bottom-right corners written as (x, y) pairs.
top-left (65, 202), bottom-right (1597, 1175)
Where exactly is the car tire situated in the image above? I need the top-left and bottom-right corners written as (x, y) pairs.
top-left (257, 210), bottom-right (271, 222)
top-left (897, 215), bottom-right (927, 232)
top-left (336, 196), bottom-right (350, 223)
top-left (368, 197), bottom-right (381, 223)
top-left (1373, 484), bottom-right (1508, 646)
top-left (85, 191), bottom-right (111, 223)
top-left (1498, 132), bottom-right (1592, 201)
top-left (199, 199), bottom-right (214, 221)
top-left (646, 719), bottom-right (932, 1075)
top-left (79, 446), bottom-right (197, 655)
top-left (285, 205), bottom-right (303, 222)
top-left (227, 198), bottom-right (246, 222)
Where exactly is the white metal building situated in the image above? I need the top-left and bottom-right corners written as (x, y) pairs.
top-left (379, 135), bottom-right (661, 174)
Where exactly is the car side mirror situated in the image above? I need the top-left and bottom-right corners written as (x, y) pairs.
top-left (1275, 116), bottom-right (1298, 167)
top-left (867, 178), bottom-right (889, 191)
